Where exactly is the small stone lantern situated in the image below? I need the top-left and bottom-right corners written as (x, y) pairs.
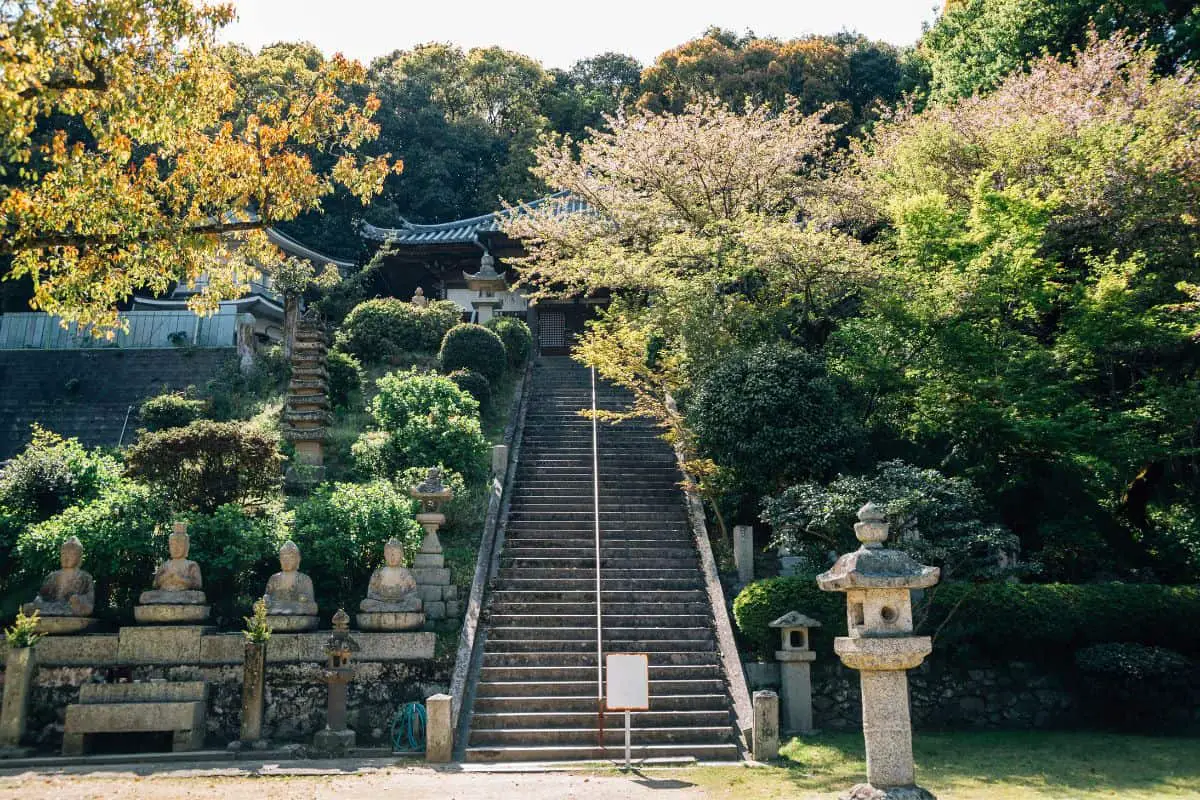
top-left (769, 611), bottom-right (821, 734)
top-left (462, 251), bottom-right (507, 323)
top-left (817, 503), bottom-right (940, 800)
top-left (313, 609), bottom-right (360, 755)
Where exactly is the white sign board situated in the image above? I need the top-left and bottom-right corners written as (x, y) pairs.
top-left (605, 653), bottom-right (649, 711)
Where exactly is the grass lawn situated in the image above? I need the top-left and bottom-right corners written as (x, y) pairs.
top-left (670, 731), bottom-right (1200, 799)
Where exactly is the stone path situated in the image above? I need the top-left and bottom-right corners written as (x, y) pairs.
top-left (0, 763), bottom-right (719, 800)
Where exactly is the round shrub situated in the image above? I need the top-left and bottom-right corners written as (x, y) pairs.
top-left (292, 480), bottom-right (423, 614)
top-left (182, 504), bottom-right (287, 628)
top-left (372, 368), bottom-right (479, 429)
top-left (0, 425), bottom-right (120, 523)
top-left (688, 343), bottom-right (864, 491)
top-left (335, 298), bottom-right (461, 362)
top-left (485, 316), bottom-right (533, 366)
top-left (447, 368), bottom-right (491, 408)
top-left (139, 392), bottom-right (205, 431)
top-left (1075, 643), bottom-right (1194, 732)
top-left (124, 420), bottom-right (284, 513)
top-left (440, 323), bottom-right (506, 383)
top-left (325, 350), bottom-right (363, 409)
top-left (15, 481), bottom-right (171, 617)
top-left (732, 575), bottom-right (846, 659)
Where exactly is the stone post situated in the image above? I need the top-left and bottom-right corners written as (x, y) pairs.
top-left (817, 503), bottom-right (940, 800)
top-left (491, 444), bottom-right (509, 482)
top-left (425, 693), bottom-right (452, 763)
top-left (733, 524), bottom-right (755, 586)
top-left (239, 640), bottom-right (266, 742)
top-left (0, 646), bottom-right (36, 748)
top-left (752, 689), bottom-right (779, 761)
top-left (769, 611), bottom-right (821, 734)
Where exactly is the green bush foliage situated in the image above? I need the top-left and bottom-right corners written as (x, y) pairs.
top-left (447, 368), bottom-right (491, 408)
top-left (359, 369), bottom-right (488, 482)
top-left (15, 481), bottom-right (170, 616)
top-left (762, 460), bottom-right (1020, 582)
top-left (124, 420), bottom-right (284, 513)
top-left (204, 347), bottom-right (290, 421)
top-left (688, 343), bottom-right (864, 491)
top-left (733, 576), bottom-right (1200, 663)
top-left (182, 505), bottom-right (288, 628)
top-left (334, 298), bottom-right (461, 362)
top-left (439, 323), bottom-right (506, 382)
top-left (1075, 642), bottom-right (1194, 732)
top-left (325, 350), bottom-right (363, 409)
top-left (0, 426), bottom-right (120, 523)
top-left (139, 392), bottom-right (205, 431)
top-left (485, 316), bottom-right (533, 366)
top-left (291, 480), bottom-right (423, 613)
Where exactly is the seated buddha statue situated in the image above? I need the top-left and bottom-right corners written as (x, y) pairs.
top-left (357, 538), bottom-right (424, 631)
top-left (24, 537), bottom-right (95, 619)
top-left (262, 541), bottom-right (319, 630)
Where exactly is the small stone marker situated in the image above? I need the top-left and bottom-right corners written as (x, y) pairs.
top-left (425, 693), bottom-right (452, 762)
top-left (752, 689), bottom-right (780, 761)
top-left (491, 444), bottom-right (509, 481)
top-left (733, 524), bottom-right (755, 586)
top-left (770, 611), bottom-right (820, 734)
top-left (0, 645), bottom-right (36, 748)
top-left (817, 503), bottom-right (940, 800)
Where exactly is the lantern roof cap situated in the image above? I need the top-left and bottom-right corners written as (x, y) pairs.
top-left (769, 611), bottom-right (822, 629)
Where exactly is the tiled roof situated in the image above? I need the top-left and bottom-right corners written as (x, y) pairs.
top-left (359, 192), bottom-right (590, 245)
top-left (266, 228), bottom-right (356, 270)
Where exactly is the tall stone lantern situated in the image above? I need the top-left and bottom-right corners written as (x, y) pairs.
top-left (463, 251), bottom-right (507, 324)
top-left (409, 468), bottom-right (455, 621)
top-left (817, 503), bottom-right (940, 800)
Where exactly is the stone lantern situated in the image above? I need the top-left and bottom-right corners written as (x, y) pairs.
top-left (463, 251), bottom-right (507, 323)
top-left (769, 611), bottom-right (821, 734)
top-left (409, 468), bottom-right (456, 621)
top-left (314, 609), bottom-right (359, 755)
top-left (817, 503), bottom-right (940, 800)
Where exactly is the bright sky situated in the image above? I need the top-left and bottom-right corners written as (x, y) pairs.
top-left (221, 0), bottom-right (942, 69)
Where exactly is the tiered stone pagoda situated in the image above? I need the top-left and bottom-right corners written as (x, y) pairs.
top-left (283, 308), bottom-right (332, 487)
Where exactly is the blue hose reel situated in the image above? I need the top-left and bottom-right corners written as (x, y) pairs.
top-left (390, 701), bottom-right (427, 753)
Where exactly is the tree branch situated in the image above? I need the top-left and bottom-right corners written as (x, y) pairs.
top-left (1, 218), bottom-right (268, 255)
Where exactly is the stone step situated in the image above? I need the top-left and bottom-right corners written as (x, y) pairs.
top-left (478, 664), bottom-right (722, 683)
top-left (473, 693), bottom-right (729, 713)
top-left (463, 742), bottom-right (740, 763)
top-left (495, 578), bottom-right (705, 592)
top-left (474, 679), bottom-right (727, 699)
top-left (500, 557), bottom-right (699, 570)
top-left (485, 626), bottom-right (714, 642)
top-left (489, 600), bottom-right (711, 616)
top-left (470, 709), bottom-right (732, 730)
top-left (488, 614), bottom-right (712, 630)
top-left (483, 638), bottom-right (718, 654)
top-left (488, 589), bottom-right (708, 604)
top-left (468, 725), bottom-right (734, 747)
top-left (481, 651), bottom-right (720, 668)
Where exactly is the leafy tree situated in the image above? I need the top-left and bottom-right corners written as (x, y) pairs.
top-left (543, 53), bottom-right (642, 142)
top-left (0, 2), bottom-right (399, 329)
top-left (0, 426), bottom-right (120, 522)
top-left (922, 0), bottom-right (1200, 102)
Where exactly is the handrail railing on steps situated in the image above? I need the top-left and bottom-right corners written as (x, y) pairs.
top-left (591, 366), bottom-right (605, 739)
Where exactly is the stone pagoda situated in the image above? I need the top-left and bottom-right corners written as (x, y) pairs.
top-left (817, 503), bottom-right (941, 800)
top-left (283, 308), bottom-right (332, 488)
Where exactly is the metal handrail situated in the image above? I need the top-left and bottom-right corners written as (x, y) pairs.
top-left (591, 366), bottom-right (604, 704)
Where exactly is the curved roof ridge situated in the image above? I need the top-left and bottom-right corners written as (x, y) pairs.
top-left (359, 191), bottom-right (579, 245)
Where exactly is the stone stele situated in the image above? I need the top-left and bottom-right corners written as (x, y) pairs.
top-left (134, 523), bottom-right (211, 624)
top-left (22, 536), bottom-right (96, 634)
top-left (263, 540), bottom-right (318, 631)
top-left (357, 537), bottom-right (424, 631)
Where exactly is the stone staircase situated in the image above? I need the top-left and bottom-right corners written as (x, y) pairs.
top-left (463, 357), bottom-right (741, 762)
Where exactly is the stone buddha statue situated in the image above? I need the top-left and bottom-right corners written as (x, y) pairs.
top-left (410, 286), bottom-right (428, 308)
top-left (23, 537), bottom-right (96, 633)
top-left (134, 523), bottom-right (210, 623)
top-left (357, 538), bottom-right (424, 631)
top-left (263, 540), bottom-right (319, 630)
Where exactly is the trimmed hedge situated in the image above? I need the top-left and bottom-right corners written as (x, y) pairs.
top-left (447, 368), bottom-right (491, 408)
top-left (485, 316), bottom-right (533, 366)
top-left (139, 392), bottom-right (204, 431)
top-left (733, 575), bottom-right (1200, 663)
top-left (334, 298), bottom-right (461, 362)
top-left (440, 323), bottom-right (506, 382)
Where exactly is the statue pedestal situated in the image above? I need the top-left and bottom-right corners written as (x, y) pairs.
top-left (265, 615), bottom-right (318, 632)
top-left (134, 605), bottom-right (210, 624)
top-left (356, 612), bottom-right (424, 631)
top-left (34, 617), bottom-right (96, 635)
top-left (313, 727), bottom-right (355, 755)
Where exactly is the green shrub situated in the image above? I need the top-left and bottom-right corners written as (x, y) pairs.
top-left (15, 481), bottom-right (170, 617)
top-left (335, 298), bottom-right (461, 362)
top-left (733, 576), bottom-right (1200, 662)
top-left (325, 350), bottom-right (363, 409)
top-left (1075, 643), bottom-right (1194, 732)
top-left (124, 420), bottom-right (284, 513)
top-left (447, 368), bottom-right (491, 408)
top-left (687, 343), bottom-right (863, 491)
top-left (440, 323), bottom-right (506, 382)
top-left (359, 369), bottom-right (488, 482)
top-left (394, 466), bottom-right (482, 539)
top-left (485, 316), bottom-right (533, 366)
top-left (292, 480), bottom-right (423, 613)
top-left (139, 392), bottom-right (205, 431)
top-left (204, 347), bottom-right (289, 421)
top-left (0, 426), bottom-right (120, 523)
top-left (182, 504), bottom-right (288, 628)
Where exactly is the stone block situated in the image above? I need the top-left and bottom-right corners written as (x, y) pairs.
top-left (63, 700), bottom-right (205, 750)
top-left (199, 634), bottom-right (244, 665)
top-left (412, 567), bottom-right (451, 586)
top-left (425, 693), bottom-right (452, 763)
top-left (356, 612), bottom-right (424, 631)
top-left (133, 604), bottom-right (210, 624)
top-left (445, 601), bottom-right (462, 618)
top-left (491, 444), bottom-right (509, 480)
top-left (424, 601), bottom-right (446, 620)
top-left (117, 626), bottom-right (207, 664)
top-left (79, 681), bottom-right (207, 705)
top-left (0, 648), bottom-right (35, 747)
top-left (412, 554), bottom-right (445, 569)
top-left (443, 585), bottom-right (458, 601)
top-left (752, 689), bottom-right (779, 761)
top-left (734, 524), bottom-right (755, 586)
top-left (356, 632), bottom-right (436, 662)
top-left (264, 634), bottom-right (326, 664)
top-left (33, 635), bottom-right (118, 667)
top-left (35, 617), bottom-right (97, 636)
top-left (417, 585), bottom-right (444, 603)
top-left (265, 615), bottom-right (318, 632)
top-left (313, 727), bottom-right (355, 755)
